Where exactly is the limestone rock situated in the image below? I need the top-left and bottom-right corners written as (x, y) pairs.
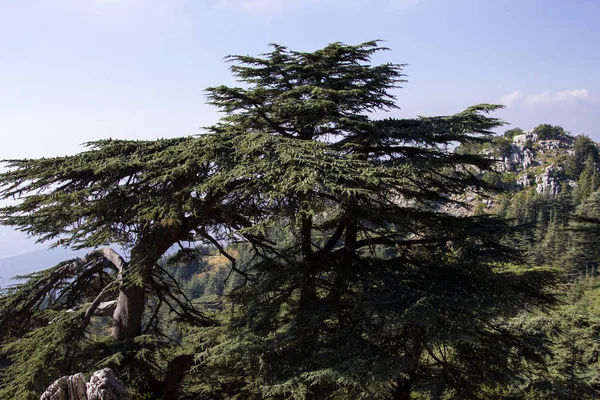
top-left (517, 174), bottom-right (532, 187)
top-left (40, 373), bottom-right (87, 400)
top-left (499, 144), bottom-right (535, 172)
top-left (40, 369), bottom-right (129, 400)
top-left (537, 135), bottom-right (574, 150)
top-left (521, 147), bottom-right (535, 169)
top-left (536, 165), bottom-right (563, 196)
top-left (86, 369), bottom-right (129, 400)
top-left (513, 131), bottom-right (539, 145)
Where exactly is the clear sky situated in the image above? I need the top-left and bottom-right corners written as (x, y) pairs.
top-left (0, 0), bottom-right (599, 257)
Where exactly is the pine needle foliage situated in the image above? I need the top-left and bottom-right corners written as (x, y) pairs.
top-left (0, 137), bottom-right (240, 398)
top-left (0, 136), bottom-right (232, 250)
top-left (0, 40), bottom-right (559, 399)
top-left (194, 41), bottom-right (558, 399)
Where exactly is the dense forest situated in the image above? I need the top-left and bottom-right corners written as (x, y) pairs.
top-left (0, 41), bottom-right (599, 400)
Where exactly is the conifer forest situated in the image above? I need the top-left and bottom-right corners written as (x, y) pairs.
top-left (2, 41), bottom-right (600, 400)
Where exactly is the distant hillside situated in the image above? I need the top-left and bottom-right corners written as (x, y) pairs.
top-left (451, 124), bottom-right (599, 215)
top-left (0, 225), bottom-right (46, 259)
top-left (0, 248), bottom-right (87, 288)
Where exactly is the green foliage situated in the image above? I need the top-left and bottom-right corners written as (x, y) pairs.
top-left (532, 124), bottom-right (567, 140)
top-left (0, 135), bottom-right (235, 397)
top-left (565, 135), bottom-right (599, 178)
top-left (504, 127), bottom-right (525, 140)
top-left (575, 155), bottom-right (600, 203)
top-left (519, 279), bottom-right (600, 399)
top-left (0, 137), bottom-right (216, 249)
top-left (492, 136), bottom-right (515, 158)
top-left (0, 310), bottom-right (89, 399)
top-left (456, 134), bottom-right (512, 159)
top-left (565, 191), bottom-right (600, 276)
top-left (195, 41), bottom-right (555, 399)
top-left (499, 188), bottom-right (576, 268)
top-left (0, 40), bottom-right (569, 400)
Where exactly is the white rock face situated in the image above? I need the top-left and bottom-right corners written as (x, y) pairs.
top-left (500, 144), bottom-right (536, 173)
top-left (86, 369), bottom-right (129, 400)
top-left (40, 374), bottom-right (87, 400)
top-left (500, 132), bottom-right (577, 194)
top-left (40, 369), bottom-right (129, 400)
top-left (513, 131), bottom-right (539, 145)
top-left (517, 174), bottom-right (532, 187)
top-left (536, 166), bottom-right (563, 196)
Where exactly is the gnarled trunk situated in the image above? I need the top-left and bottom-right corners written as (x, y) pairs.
top-left (111, 225), bottom-right (183, 341)
top-left (112, 284), bottom-right (147, 341)
top-left (112, 248), bottom-right (155, 341)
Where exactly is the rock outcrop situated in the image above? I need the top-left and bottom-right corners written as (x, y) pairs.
top-left (86, 369), bottom-right (129, 400)
top-left (512, 131), bottom-right (539, 145)
top-left (40, 374), bottom-right (87, 400)
top-left (503, 131), bottom-right (577, 193)
top-left (517, 173), bottom-right (533, 187)
top-left (447, 127), bottom-right (593, 215)
top-left (536, 165), bottom-right (563, 196)
top-left (501, 144), bottom-right (535, 172)
top-left (40, 369), bottom-right (129, 400)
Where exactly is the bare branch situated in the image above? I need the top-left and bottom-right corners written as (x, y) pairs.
top-left (84, 279), bottom-right (120, 322)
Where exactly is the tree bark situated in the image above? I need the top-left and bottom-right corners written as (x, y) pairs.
top-left (111, 242), bottom-right (156, 341)
top-left (112, 284), bottom-right (147, 341)
top-left (162, 354), bottom-right (194, 400)
top-left (111, 225), bottom-right (184, 341)
top-left (390, 378), bottom-right (413, 400)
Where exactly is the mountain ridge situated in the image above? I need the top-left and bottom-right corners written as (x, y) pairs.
top-left (0, 247), bottom-right (88, 288)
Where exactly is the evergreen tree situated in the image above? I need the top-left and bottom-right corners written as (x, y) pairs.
top-left (576, 154), bottom-right (600, 204)
top-left (197, 41), bottom-right (557, 400)
top-left (565, 135), bottom-right (599, 179)
top-left (0, 40), bottom-right (559, 399)
top-left (532, 124), bottom-right (566, 140)
top-left (0, 136), bottom-right (248, 398)
top-left (520, 279), bottom-right (600, 399)
top-left (566, 190), bottom-right (600, 276)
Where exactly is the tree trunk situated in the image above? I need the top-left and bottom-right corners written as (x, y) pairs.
top-left (390, 378), bottom-right (412, 400)
top-left (112, 284), bottom-right (147, 341)
top-left (163, 354), bottom-right (194, 399)
top-left (111, 244), bottom-right (156, 341)
top-left (111, 225), bottom-right (183, 341)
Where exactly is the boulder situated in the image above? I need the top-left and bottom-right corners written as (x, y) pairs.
top-left (86, 369), bottom-right (129, 400)
top-left (40, 369), bottom-right (129, 400)
top-left (40, 374), bottom-right (87, 400)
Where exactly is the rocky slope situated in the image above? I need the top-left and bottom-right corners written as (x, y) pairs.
top-left (448, 124), bottom-right (599, 215)
top-left (496, 130), bottom-right (577, 196)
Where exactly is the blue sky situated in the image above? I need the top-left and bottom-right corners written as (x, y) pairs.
top-left (0, 0), bottom-right (599, 257)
